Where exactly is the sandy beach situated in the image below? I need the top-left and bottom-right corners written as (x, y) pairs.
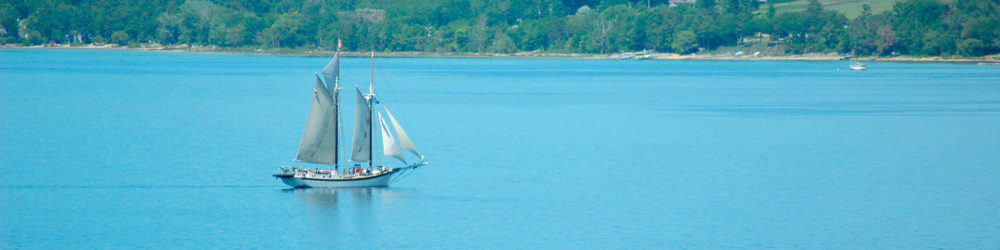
top-left (4, 43), bottom-right (998, 63)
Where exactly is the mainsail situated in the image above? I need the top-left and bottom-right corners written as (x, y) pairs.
top-left (350, 88), bottom-right (372, 162)
top-left (383, 107), bottom-right (421, 157)
top-left (378, 113), bottom-right (407, 164)
top-left (295, 75), bottom-right (338, 165)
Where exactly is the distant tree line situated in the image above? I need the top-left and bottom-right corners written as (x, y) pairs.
top-left (1, 0), bottom-right (998, 56)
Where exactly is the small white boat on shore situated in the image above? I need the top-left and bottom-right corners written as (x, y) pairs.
top-left (620, 51), bottom-right (655, 60)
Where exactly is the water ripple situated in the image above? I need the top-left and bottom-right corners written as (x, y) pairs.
top-left (669, 101), bottom-right (1000, 116)
top-left (1, 184), bottom-right (277, 189)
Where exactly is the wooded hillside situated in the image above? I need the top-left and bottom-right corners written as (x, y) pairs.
top-left (1, 0), bottom-right (997, 56)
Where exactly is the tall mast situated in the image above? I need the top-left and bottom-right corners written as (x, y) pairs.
top-left (335, 75), bottom-right (341, 171)
top-left (334, 39), bottom-right (342, 171)
top-left (370, 51), bottom-right (375, 95)
top-left (369, 51), bottom-right (375, 168)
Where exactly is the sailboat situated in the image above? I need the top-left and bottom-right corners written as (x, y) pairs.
top-left (273, 41), bottom-right (427, 188)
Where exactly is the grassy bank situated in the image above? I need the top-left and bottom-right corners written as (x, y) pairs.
top-left (765, 0), bottom-right (899, 19)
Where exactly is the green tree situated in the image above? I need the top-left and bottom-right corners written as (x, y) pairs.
top-left (225, 23), bottom-right (247, 46)
top-left (0, 3), bottom-right (19, 40)
top-left (27, 30), bottom-right (44, 44)
top-left (875, 26), bottom-right (896, 55)
top-left (111, 30), bottom-right (130, 45)
top-left (957, 38), bottom-right (984, 56)
top-left (807, 0), bottom-right (823, 17)
top-left (766, 2), bottom-right (776, 19)
top-left (696, 0), bottom-right (716, 11)
top-left (672, 30), bottom-right (697, 53)
top-left (260, 13), bottom-right (303, 48)
top-left (891, 0), bottom-right (949, 55)
top-left (489, 31), bottom-right (516, 53)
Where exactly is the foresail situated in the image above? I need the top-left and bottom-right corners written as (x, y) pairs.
top-left (384, 107), bottom-right (421, 157)
top-left (350, 88), bottom-right (372, 162)
top-left (295, 75), bottom-right (337, 165)
top-left (378, 113), bottom-right (407, 165)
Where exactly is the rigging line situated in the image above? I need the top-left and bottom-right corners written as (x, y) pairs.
top-left (391, 169), bottom-right (414, 184)
top-left (390, 172), bottom-right (400, 183)
top-left (373, 60), bottom-right (417, 145)
top-left (401, 169), bottom-right (417, 183)
top-left (374, 62), bottom-right (417, 138)
top-left (374, 63), bottom-right (397, 107)
top-left (389, 169), bottom-right (403, 183)
top-left (372, 59), bottom-right (408, 112)
top-left (391, 168), bottom-right (412, 183)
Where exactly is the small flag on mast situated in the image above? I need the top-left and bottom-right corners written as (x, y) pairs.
top-left (337, 38), bottom-right (342, 50)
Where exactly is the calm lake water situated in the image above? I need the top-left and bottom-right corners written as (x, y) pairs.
top-left (2, 49), bottom-right (1000, 248)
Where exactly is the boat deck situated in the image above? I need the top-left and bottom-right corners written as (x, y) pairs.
top-left (274, 166), bottom-right (392, 181)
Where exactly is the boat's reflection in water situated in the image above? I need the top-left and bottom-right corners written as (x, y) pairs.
top-left (281, 187), bottom-right (410, 233)
top-left (282, 187), bottom-right (382, 208)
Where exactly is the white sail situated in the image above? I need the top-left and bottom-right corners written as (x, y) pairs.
top-left (378, 113), bottom-right (407, 165)
top-left (383, 107), bottom-right (421, 157)
top-left (350, 88), bottom-right (372, 162)
top-left (321, 52), bottom-right (339, 86)
top-left (295, 75), bottom-right (337, 165)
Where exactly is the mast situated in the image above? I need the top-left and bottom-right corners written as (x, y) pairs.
top-left (333, 77), bottom-right (344, 170)
top-left (335, 75), bottom-right (341, 171)
top-left (370, 51), bottom-right (375, 95)
top-left (369, 51), bottom-right (375, 168)
top-left (320, 38), bottom-right (343, 171)
top-left (334, 39), bottom-right (342, 171)
top-left (346, 51), bottom-right (388, 169)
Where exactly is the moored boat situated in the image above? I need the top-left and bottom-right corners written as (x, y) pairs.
top-left (849, 62), bottom-right (868, 70)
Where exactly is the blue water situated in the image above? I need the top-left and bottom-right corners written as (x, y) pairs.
top-left (3, 49), bottom-right (1000, 248)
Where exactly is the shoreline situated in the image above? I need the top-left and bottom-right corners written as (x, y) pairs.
top-left (4, 44), bottom-right (998, 63)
